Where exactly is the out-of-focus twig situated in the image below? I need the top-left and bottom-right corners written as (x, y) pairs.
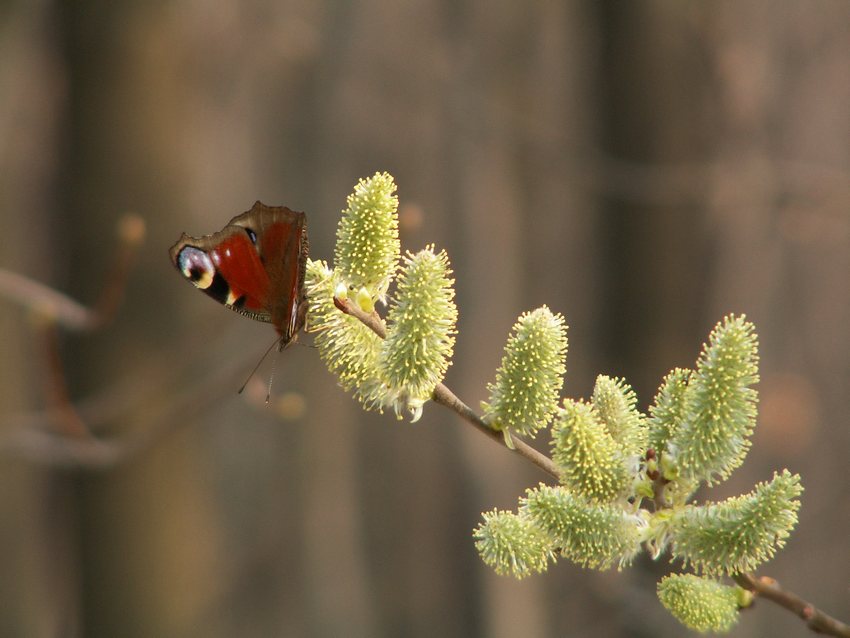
top-left (0, 212), bottom-right (145, 331)
top-left (91, 214), bottom-right (146, 327)
top-left (37, 318), bottom-right (90, 438)
top-left (0, 269), bottom-right (94, 330)
top-left (734, 573), bottom-right (850, 637)
top-left (0, 213), bottom-right (147, 449)
top-left (0, 343), bottom-right (261, 470)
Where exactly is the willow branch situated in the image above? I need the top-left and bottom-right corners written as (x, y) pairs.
top-left (333, 295), bottom-right (849, 636)
top-left (332, 296), bottom-right (560, 480)
top-left (734, 573), bottom-right (850, 637)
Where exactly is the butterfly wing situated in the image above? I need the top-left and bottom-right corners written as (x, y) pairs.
top-left (170, 201), bottom-right (308, 344)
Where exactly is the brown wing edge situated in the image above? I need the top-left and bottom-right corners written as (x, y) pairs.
top-left (168, 202), bottom-right (309, 335)
top-left (235, 201), bottom-right (309, 346)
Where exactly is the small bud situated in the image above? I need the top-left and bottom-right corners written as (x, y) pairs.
top-left (736, 587), bottom-right (754, 609)
top-left (645, 456), bottom-right (659, 478)
top-left (355, 286), bottom-right (374, 313)
top-left (659, 452), bottom-right (679, 481)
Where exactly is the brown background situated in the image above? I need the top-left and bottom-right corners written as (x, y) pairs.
top-left (1, 1), bottom-right (848, 636)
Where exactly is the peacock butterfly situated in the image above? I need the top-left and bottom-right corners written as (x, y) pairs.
top-left (170, 201), bottom-right (309, 348)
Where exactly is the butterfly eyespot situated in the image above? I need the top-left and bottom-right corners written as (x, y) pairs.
top-left (177, 246), bottom-right (216, 289)
top-left (244, 227), bottom-right (258, 245)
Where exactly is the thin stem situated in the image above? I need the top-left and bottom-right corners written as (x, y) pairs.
top-left (734, 573), bottom-right (850, 637)
top-left (91, 213), bottom-right (146, 328)
top-left (0, 269), bottom-right (94, 330)
top-left (432, 383), bottom-right (560, 479)
top-left (37, 318), bottom-right (90, 438)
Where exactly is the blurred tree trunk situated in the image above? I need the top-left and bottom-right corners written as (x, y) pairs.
top-left (701, 5), bottom-right (850, 635)
top-left (0, 3), bottom-right (80, 637)
top-left (594, 2), bottom-right (717, 400)
top-left (594, 3), bottom-right (850, 636)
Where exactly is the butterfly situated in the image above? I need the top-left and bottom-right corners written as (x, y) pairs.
top-left (169, 201), bottom-right (309, 349)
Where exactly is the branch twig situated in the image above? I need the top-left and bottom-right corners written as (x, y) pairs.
top-left (38, 318), bottom-right (91, 438)
top-left (734, 573), bottom-right (850, 637)
top-left (0, 348), bottom-right (263, 469)
top-left (332, 296), bottom-right (560, 480)
top-left (0, 213), bottom-right (144, 331)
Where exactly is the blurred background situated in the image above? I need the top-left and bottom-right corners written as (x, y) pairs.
top-left (1, 1), bottom-right (849, 636)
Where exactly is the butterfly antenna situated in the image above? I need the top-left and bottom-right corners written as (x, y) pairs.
top-left (265, 349), bottom-right (281, 403)
top-left (238, 336), bottom-right (282, 395)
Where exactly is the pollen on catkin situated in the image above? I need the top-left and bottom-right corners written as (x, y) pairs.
top-left (334, 172), bottom-right (400, 304)
top-left (591, 375), bottom-right (647, 457)
top-left (522, 484), bottom-right (642, 570)
top-left (669, 315), bottom-right (759, 484)
top-left (551, 399), bottom-right (632, 503)
top-left (657, 574), bottom-right (741, 633)
top-left (648, 367), bottom-right (691, 454)
top-left (669, 470), bottom-right (803, 576)
top-left (305, 259), bottom-right (385, 411)
top-left (473, 510), bottom-right (554, 578)
top-left (481, 306), bottom-right (567, 438)
top-left (380, 246), bottom-right (457, 421)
